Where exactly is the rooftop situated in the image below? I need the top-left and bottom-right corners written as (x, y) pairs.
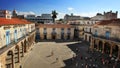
top-left (0, 18), bottom-right (33, 25)
top-left (95, 19), bottom-right (120, 26)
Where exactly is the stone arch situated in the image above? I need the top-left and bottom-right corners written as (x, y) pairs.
top-left (112, 45), bottom-right (119, 57)
top-left (98, 40), bottom-right (103, 52)
top-left (6, 50), bottom-right (14, 68)
top-left (14, 45), bottom-right (20, 63)
top-left (104, 42), bottom-right (111, 54)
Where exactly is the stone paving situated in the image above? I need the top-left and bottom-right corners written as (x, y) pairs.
top-left (21, 42), bottom-right (77, 68)
top-left (18, 40), bottom-right (120, 68)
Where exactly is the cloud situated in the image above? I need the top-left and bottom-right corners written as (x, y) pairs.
top-left (56, 12), bottom-right (98, 19)
top-left (74, 12), bottom-right (97, 17)
top-left (57, 12), bottom-right (65, 20)
top-left (67, 7), bottom-right (74, 11)
top-left (17, 11), bottom-right (35, 15)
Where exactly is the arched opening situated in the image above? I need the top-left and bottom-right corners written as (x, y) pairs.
top-left (14, 45), bottom-right (20, 63)
top-left (43, 28), bottom-right (47, 40)
top-left (67, 28), bottom-right (71, 40)
top-left (24, 40), bottom-right (27, 53)
top-left (85, 35), bottom-right (87, 41)
top-left (112, 45), bottom-right (119, 57)
top-left (74, 27), bottom-right (79, 39)
top-left (90, 28), bottom-right (91, 33)
top-left (67, 33), bottom-right (71, 40)
top-left (51, 33), bottom-right (56, 40)
top-left (61, 33), bottom-right (64, 40)
top-left (89, 36), bottom-right (91, 42)
top-left (94, 40), bottom-right (97, 49)
top-left (44, 34), bottom-right (47, 39)
top-left (6, 50), bottom-right (14, 68)
top-left (51, 28), bottom-right (56, 40)
top-left (104, 42), bottom-right (111, 54)
top-left (20, 42), bottom-right (24, 57)
top-left (98, 41), bottom-right (103, 52)
top-left (35, 28), bottom-right (40, 42)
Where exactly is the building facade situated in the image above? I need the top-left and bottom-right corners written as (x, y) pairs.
top-left (91, 11), bottom-right (118, 21)
top-left (64, 13), bottom-right (81, 24)
top-left (0, 18), bottom-right (36, 68)
top-left (0, 10), bottom-right (11, 19)
top-left (36, 24), bottom-right (74, 41)
top-left (84, 19), bottom-right (120, 60)
top-left (26, 14), bottom-right (53, 24)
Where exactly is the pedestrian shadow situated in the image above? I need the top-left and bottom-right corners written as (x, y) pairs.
top-left (46, 55), bottom-right (52, 57)
top-left (51, 58), bottom-right (59, 64)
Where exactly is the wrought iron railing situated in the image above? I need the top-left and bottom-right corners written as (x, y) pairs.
top-left (92, 34), bottom-right (120, 42)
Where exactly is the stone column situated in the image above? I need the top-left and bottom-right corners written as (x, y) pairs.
top-left (12, 54), bottom-right (15, 68)
top-left (109, 43), bottom-right (113, 57)
top-left (102, 41), bottom-right (105, 53)
top-left (90, 38), bottom-right (94, 51)
top-left (18, 48), bottom-right (20, 63)
top-left (22, 46), bottom-right (24, 57)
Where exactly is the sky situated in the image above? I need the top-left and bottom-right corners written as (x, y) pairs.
top-left (0, 0), bottom-right (120, 19)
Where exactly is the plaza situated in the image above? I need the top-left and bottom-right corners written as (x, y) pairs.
top-left (17, 40), bottom-right (120, 68)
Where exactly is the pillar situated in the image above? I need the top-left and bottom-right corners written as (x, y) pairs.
top-left (109, 43), bottom-right (113, 57)
top-left (22, 46), bottom-right (24, 57)
top-left (102, 41), bottom-right (105, 53)
top-left (90, 38), bottom-right (94, 51)
top-left (12, 54), bottom-right (15, 68)
top-left (18, 48), bottom-right (20, 63)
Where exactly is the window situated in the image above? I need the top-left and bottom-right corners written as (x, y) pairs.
top-left (95, 30), bottom-right (98, 36)
top-left (67, 28), bottom-right (71, 34)
top-left (105, 31), bottom-right (110, 39)
top-left (61, 28), bottom-right (64, 33)
top-left (53, 28), bottom-right (56, 32)
top-left (43, 28), bottom-right (47, 34)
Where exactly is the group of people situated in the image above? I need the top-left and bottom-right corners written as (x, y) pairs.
top-left (70, 47), bottom-right (120, 68)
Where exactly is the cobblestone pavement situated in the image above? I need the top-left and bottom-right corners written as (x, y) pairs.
top-left (21, 42), bottom-right (77, 68)
top-left (20, 40), bottom-right (120, 68)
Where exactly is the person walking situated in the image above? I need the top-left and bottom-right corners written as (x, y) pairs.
top-left (20, 65), bottom-right (22, 68)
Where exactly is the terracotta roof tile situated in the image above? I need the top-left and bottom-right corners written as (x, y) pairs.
top-left (0, 18), bottom-right (32, 25)
top-left (95, 19), bottom-right (120, 26)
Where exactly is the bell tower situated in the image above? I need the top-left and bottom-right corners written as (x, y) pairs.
top-left (12, 9), bottom-right (17, 18)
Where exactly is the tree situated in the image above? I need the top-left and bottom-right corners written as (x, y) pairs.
top-left (52, 10), bottom-right (58, 23)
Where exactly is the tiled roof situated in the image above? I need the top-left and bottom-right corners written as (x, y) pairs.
top-left (37, 24), bottom-right (74, 28)
top-left (95, 19), bottom-right (120, 26)
top-left (0, 18), bottom-right (32, 25)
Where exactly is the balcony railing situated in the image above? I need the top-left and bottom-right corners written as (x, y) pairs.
top-left (92, 34), bottom-right (120, 42)
top-left (84, 31), bottom-right (92, 34)
top-left (0, 29), bottom-right (36, 55)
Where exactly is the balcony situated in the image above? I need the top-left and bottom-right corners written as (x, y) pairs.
top-left (0, 29), bottom-right (36, 55)
top-left (0, 35), bottom-right (26, 55)
top-left (92, 35), bottom-right (120, 42)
